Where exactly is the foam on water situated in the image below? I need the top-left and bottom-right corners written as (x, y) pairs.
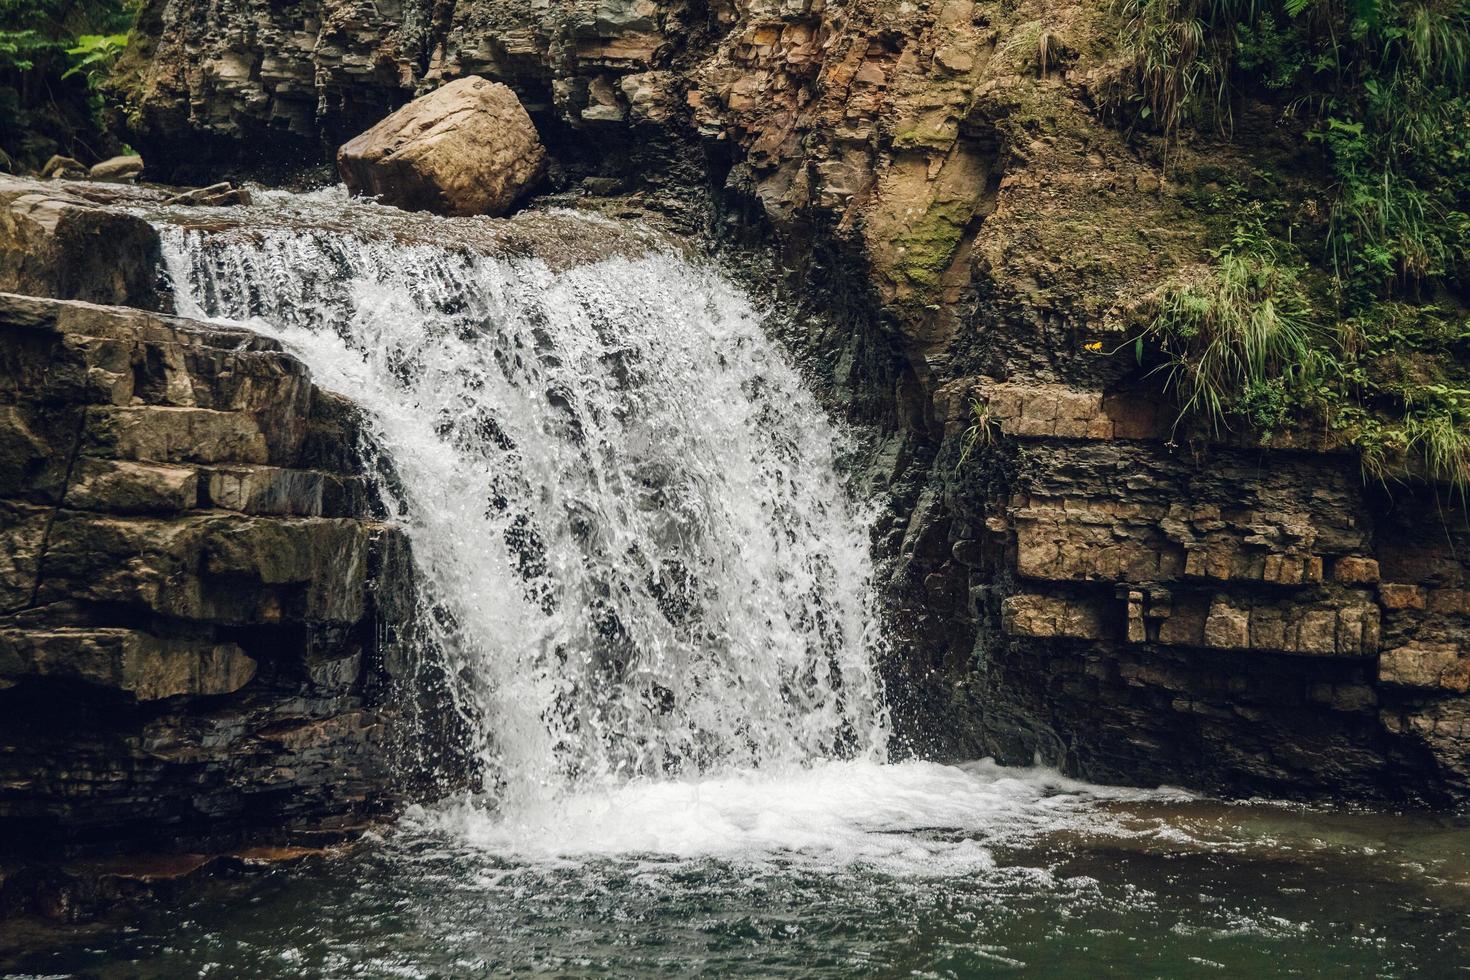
top-left (410, 758), bottom-right (1189, 876)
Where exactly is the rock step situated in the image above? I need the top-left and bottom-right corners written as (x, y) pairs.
top-left (0, 628), bottom-right (256, 700)
top-left (2, 292), bottom-right (373, 517)
top-left (0, 291), bottom-right (424, 875)
top-left (1, 292), bottom-right (312, 419)
top-left (2, 508), bottom-right (394, 624)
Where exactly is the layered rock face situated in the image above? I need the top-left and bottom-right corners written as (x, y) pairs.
top-left (106, 0), bottom-right (1470, 804)
top-left (909, 384), bottom-right (1470, 804)
top-left (0, 226), bottom-right (417, 900)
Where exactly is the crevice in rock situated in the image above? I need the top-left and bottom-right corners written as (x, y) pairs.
top-left (22, 410), bottom-right (87, 613)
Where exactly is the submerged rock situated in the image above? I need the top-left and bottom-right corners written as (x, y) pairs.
top-left (89, 155), bottom-right (145, 182)
top-left (336, 76), bottom-right (546, 217)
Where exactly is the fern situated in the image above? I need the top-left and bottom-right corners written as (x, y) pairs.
top-left (61, 31), bottom-right (126, 85)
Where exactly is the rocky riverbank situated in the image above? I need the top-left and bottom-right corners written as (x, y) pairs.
top-left (0, 183), bottom-right (423, 918)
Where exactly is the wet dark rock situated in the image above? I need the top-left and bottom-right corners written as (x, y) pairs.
top-left (165, 181), bottom-right (253, 207)
top-left (0, 844), bottom-right (345, 922)
top-left (0, 291), bottom-right (423, 917)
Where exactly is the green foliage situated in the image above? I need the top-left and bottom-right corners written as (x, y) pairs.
top-left (1235, 12), bottom-right (1311, 89)
top-left (1118, 0), bottom-right (1470, 493)
top-left (1330, 305), bottom-right (1470, 491)
top-left (0, 29), bottom-right (43, 72)
top-left (1116, 0), bottom-right (1469, 292)
top-left (958, 397), bottom-right (1000, 466)
top-left (62, 31), bottom-right (127, 84)
top-left (1145, 220), bottom-right (1322, 436)
top-left (1117, 0), bottom-right (1229, 143)
top-left (1302, 0), bottom-right (1470, 294)
top-left (0, 0), bottom-right (135, 168)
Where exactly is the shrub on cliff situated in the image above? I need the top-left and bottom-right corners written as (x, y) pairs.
top-left (1115, 0), bottom-right (1470, 492)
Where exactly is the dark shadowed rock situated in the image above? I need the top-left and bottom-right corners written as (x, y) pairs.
top-left (336, 76), bottom-right (546, 217)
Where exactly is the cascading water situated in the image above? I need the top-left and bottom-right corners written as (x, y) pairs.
top-left (159, 205), bottom-right (889, 811)
top-left (151, 198), bottom-right (1193, 879)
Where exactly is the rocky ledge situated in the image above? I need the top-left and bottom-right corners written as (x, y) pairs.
top-left (0, 288), bottom-right (415, 918)
top-left (899, 380), bottom-right (1470, 805)
top-left (0, 176), bottom-right (169, 311)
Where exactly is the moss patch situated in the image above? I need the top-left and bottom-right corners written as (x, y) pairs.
top-left (893, 199), bottom-right (975, 294)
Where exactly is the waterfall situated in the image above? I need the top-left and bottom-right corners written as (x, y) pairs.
top-left (158, 206), bottom-right (888, 808)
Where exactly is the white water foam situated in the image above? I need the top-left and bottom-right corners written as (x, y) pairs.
top-left (408, 758), bottom-right (1190, 876)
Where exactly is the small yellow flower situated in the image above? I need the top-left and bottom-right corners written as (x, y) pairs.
top-left (1083, 341), bottom-right (1103, 353)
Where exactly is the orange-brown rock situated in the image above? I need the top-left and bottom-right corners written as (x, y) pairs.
top-left (337, 77), bottom-right (546, 217)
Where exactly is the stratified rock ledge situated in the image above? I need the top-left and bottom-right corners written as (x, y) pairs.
top-left (0, 291), bottom-right (417, 919)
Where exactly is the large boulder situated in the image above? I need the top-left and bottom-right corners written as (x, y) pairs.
top-left (89, 154), bottom-right (144, 182)
top-left (336, 76), bottom-right (547, 218)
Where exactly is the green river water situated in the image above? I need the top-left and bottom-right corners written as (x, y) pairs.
top-left (5, 760), bottom-right (1466, 978)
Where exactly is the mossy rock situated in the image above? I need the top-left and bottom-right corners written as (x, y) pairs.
top-left (894, 199), bottom-right (975, 294)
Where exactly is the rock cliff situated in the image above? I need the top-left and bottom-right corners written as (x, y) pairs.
top-left (74, 0), bottom-right (1470, 806)
top-left (0, 187), bottom-right (428, 916)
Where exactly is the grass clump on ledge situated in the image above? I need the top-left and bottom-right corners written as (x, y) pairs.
top-left (1146, 222), bottom-right (1321, 436)
top-left (1114, 0), bottom-right (1470, 493)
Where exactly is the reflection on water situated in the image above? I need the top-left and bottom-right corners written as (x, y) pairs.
top-left (5, 759), bottom-right (1467, 978)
